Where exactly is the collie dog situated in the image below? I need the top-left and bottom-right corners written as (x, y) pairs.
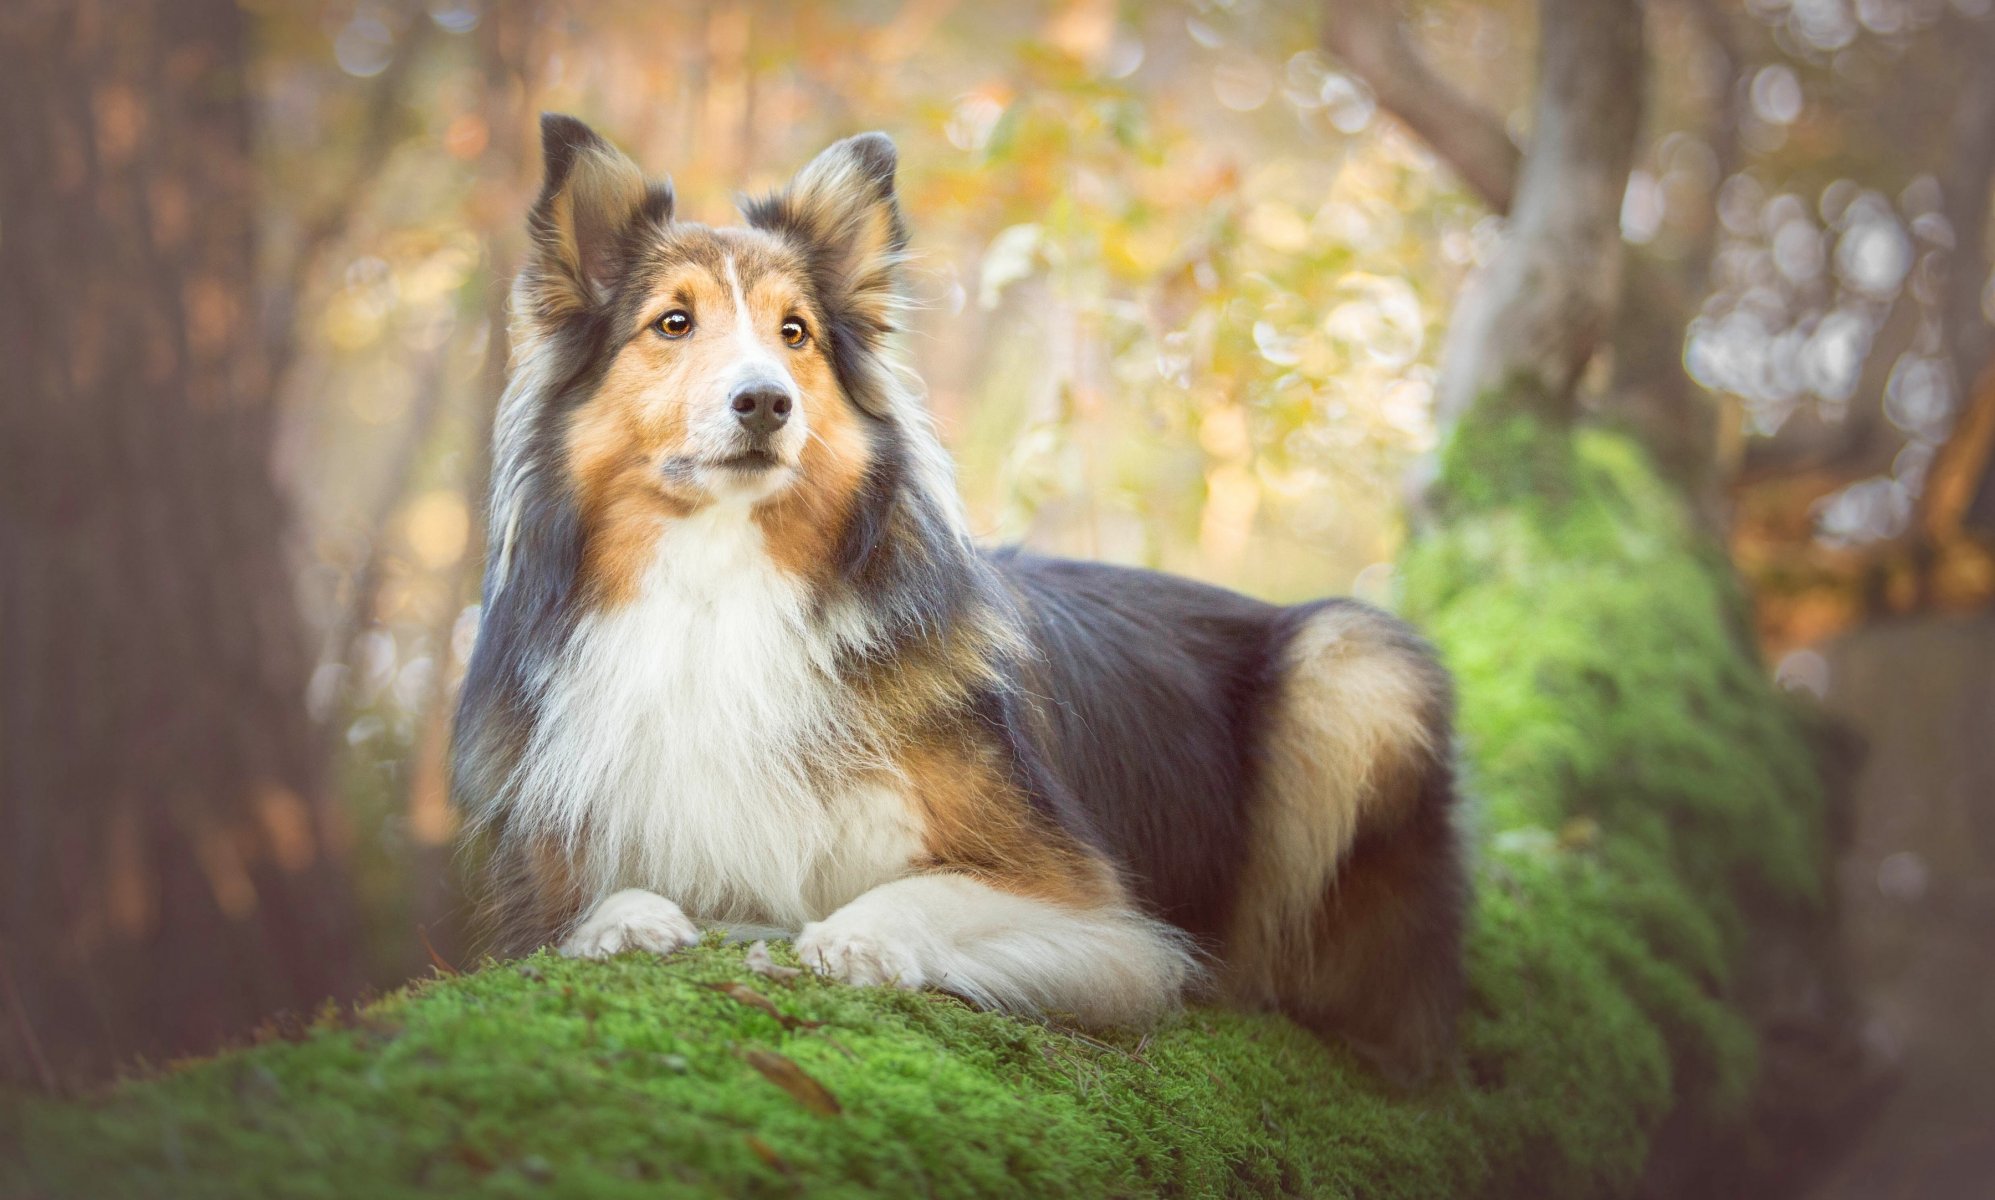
top-left (452, 115), bottom-right (1467, 1078)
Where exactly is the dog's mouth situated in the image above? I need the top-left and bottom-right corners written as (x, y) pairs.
top-left (659, 449), bottom-right (794, 494)
top-left (714, 448), bottom-right (782, 472)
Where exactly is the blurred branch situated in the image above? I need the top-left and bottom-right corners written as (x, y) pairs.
top-left (266, 15), bottom-right (441, 386)
top-left (1671, 0), bottom-right (1747, 295)
top-left (1599, 0), bottom-right (1751, 513)
top-left (458, 3), bottom-right (540, 520)
top-left (0, 941), bottom-right (56, 1093)
top-left (1432, 0), bottom-right (1646, 432)
top-left (317, 3), bottom-right (538, 751)
top-left (315, 345), bottom-right (453, 757)
top-left (388, 96), bottom-right (533, 956)
top-left (1319, 0), bottom-right (1519, 213)
top-left (1924, 369), bottom-right (1995, 540)
top-left (1940, 11), bottom-right (1995, 404)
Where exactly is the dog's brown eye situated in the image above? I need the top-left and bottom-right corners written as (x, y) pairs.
top-left (656, 310), bottom-right (693, 338)
top-left (780, 317), bottom-right (808, 348)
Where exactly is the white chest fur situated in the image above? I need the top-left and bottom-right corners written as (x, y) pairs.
top-left (504, 503), bottom-right (920, 928)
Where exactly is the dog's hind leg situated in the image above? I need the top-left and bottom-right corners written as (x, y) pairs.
top-left (796, 873), bottom-right (1197, 1027)
top-left (1224, 601), bottom-right (1468, 1084)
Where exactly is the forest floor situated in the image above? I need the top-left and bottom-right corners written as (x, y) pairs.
top-left (1807, 613), bottom-right (1995, 1200)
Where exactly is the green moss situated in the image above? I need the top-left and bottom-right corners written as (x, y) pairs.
top-left (1, 421), bottom-right (1824, 1198)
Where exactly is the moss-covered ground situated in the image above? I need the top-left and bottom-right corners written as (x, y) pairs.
top-left (0, 425), bottom-right (1825, 1198)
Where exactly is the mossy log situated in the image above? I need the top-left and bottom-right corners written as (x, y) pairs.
top-left (1, 428), bottom-right (1826, 1198)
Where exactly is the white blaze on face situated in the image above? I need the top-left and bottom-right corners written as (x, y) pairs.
top-left (723, 256), bottom-right (799, 406)
top-left (687, 254), bottom-right (808, 502)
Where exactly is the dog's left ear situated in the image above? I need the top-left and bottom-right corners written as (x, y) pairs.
top-left (744, 133), bottom-right (907, 342)
top-left (524, 114), bottom-right (672, 321)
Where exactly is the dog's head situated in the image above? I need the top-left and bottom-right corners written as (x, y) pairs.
top-left (498, 115), bottom-right (920, 599)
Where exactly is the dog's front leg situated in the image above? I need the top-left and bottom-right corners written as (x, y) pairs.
top-left (559, 888), bottom-right (701, 958)
top-left (794, 873), bottom-right (1194, 1027)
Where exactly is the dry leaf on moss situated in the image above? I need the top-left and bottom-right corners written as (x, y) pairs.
top-left (743, 1049), bottom-right (842, 1117)
top-left (707, 981), bottom-right (822, 1030)
top-left (745, 939), bottom-right (802, 981)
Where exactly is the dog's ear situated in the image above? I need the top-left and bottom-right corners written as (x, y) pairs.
top-left (743, 132), bottom-right (906, 342)
top-left (523, 114), bottom-right (672, 319)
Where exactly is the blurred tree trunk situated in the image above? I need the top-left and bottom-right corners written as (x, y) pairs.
top-left (1375, 1), bottom-right (1871, 1187)
top-left (0, 0), bottom-right (360, 1083)
top-left (402, 7), bottom-right (544, 968)
top-left (1324, 0), bottom-right (1732, 516)
top-left (1598, 0), bottom-right (1738, 507)
top-left (1429, 0), bottom-right (1644, 437)
top-left (1939, 11), bottom-right (1995, 408)
top-left (1324, 0), bottom-right (1648, 431)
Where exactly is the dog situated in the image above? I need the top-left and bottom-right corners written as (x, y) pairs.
top-left (451, 114), bottom-right (1467, 1080)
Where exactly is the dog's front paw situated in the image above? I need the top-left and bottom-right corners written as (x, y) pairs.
top-left (561, 889), bottom-right (700, 959)
top-left (795, 921), bottom-right (925, 990)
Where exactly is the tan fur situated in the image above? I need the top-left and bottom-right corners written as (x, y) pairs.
top-left (845, 613), bottom-right (1018, 739)
top-left (1222, 605), bottom-right (1443, 1005)
top-left (564, 359), bottom-right (691, 610)
top-left (898, 739), bottom-right (1121, 911)
top-left (480, 830), bottom-right (589, 954)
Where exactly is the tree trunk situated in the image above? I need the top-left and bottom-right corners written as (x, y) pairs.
top-left (1432, 0), bottom-right (1645, 435)
top-left (1603, 252), bottom-right (1722, 507)
top-left (1939, 12), bottom-right (1995, 407)
top-left (0, 0), bottom-right (360, 1083)
top-left (1323, 0), bottom-right (1739, 514)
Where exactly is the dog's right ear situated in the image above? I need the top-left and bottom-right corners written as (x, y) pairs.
top-left (522, 114), bottom-right (672, 319)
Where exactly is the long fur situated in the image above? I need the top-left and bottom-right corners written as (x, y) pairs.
top-left (452, 115), bottom-right (1467, 1080)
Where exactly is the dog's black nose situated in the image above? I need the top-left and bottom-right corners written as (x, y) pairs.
top-left (730, 386), bottom-right (792, 438)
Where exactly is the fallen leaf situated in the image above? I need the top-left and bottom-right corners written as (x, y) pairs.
top-left (743, 1049), bottom-right (842, 1116)
top-left (1558, 815), bottom-right (1602, 851)
top-left (452, 1141), bottom-right (495, 1175)
top-left (417, 924), bottom-right (460, 976)
top-left (707, 982), bottom-right (822, 1030)
top-left (744, 939), bottom-right (802, 981)
top-left (745, 1134), bottom-right (791, 1172)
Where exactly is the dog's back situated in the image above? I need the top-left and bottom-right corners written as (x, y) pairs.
top-left (999, 552), bottom-right (1466, 1079)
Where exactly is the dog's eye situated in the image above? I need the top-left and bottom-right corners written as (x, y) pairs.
top-left (656, 310), bottom-right (693, 339)
top-left (780, 318), bottom-right (809, 348)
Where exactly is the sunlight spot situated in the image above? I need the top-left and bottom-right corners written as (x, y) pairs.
top-left (197, 826), bottom-right (258, 919)
top-left (1773, 648), bottom-right (1830, 700)
top-left (1751, 64), bottom-right (1804, 126)
top-left (1622, 170), bottom-right (1666, 244)
top-left (404, 490), bottom-right (471, 569)
top-left (256, 784), bottom-right (319, 873)
top-left (1212, 51), bottom-right (1273, 112)
top-left (428, 0), bottom-right (481, 33)
top-left (334, 16), bottom-right (394, 78)
top-left (1876, 850), bottom-right (1928, 902)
